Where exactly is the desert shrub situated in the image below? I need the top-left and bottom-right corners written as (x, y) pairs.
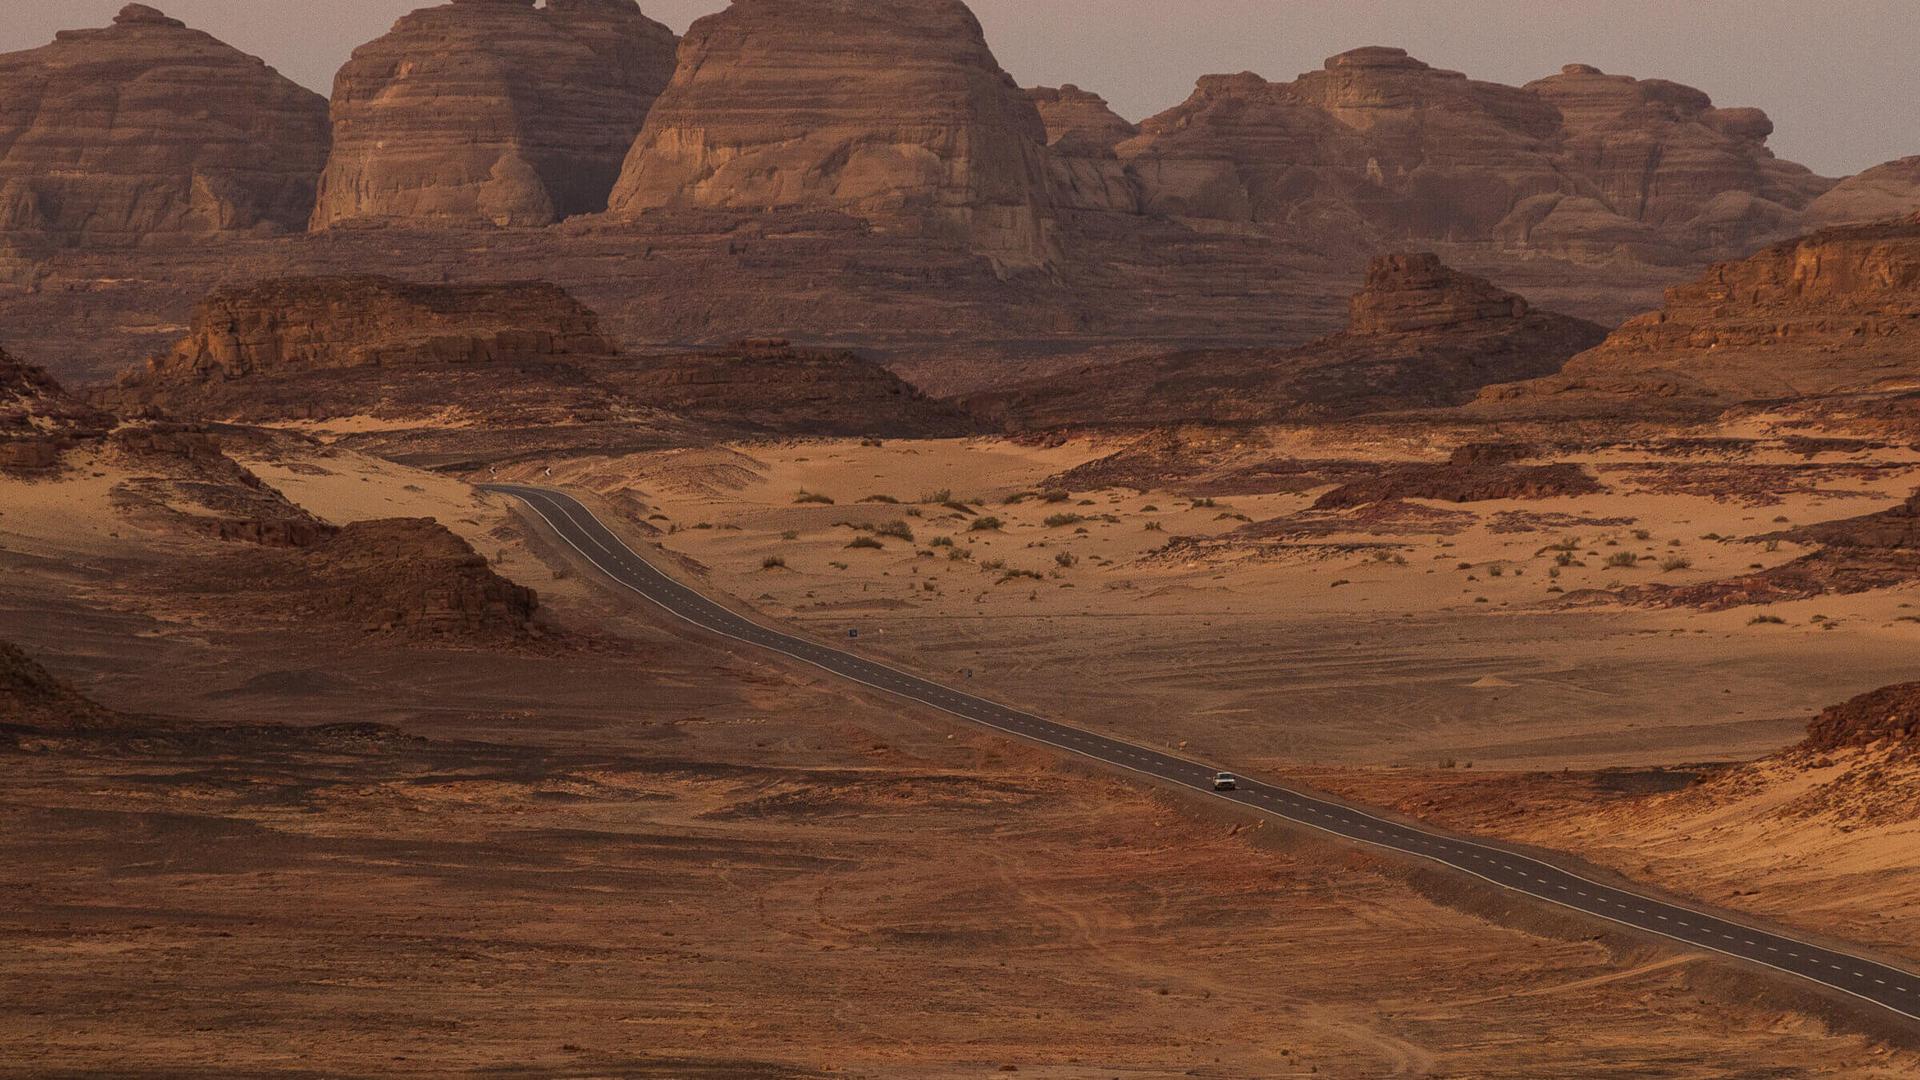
top-left (981, 557), bottom-right (1007, 571)
top-left (1043, 513), bottom-right (1085, 528)
top-left (1632, 529), bottom-right (1653, 541)
top-left (1141, 505), bottom-right (1160, 513)
top-left (1192, 497), bottom-right (1217, 508)
top-left (1144, 521), bottom-right (1164, 532)
top-left (930, 535), bottom-right (955, 548)
top-left (1000, 569), bottom-right (1045, 583)
top-left (846, 536), bottom-right (884, 551)
top-left (761, 555), bottom-right (787, 570)
top-left (1003, 491), bottom-right (1039, 505)
top-left (1329, 579), bottom-right (1351, 588)
top-left (1749, 615), bottom-right (1787, 626)
top-left (943, 501), bottom-right (976, 516)
top-left (794, 491), bottom-right (835, 505)
top-left (947, 547), bottom-right (973, 562)
top-left (1606, 552), bottom-right (1640, 568)
top-left (875, 520), bottom-right (916, 542)
top-left (1041, 489), bottom-right (1072, 503)
top-left (922, 488), bottom-right (953, 505)
top-left (1660, 557), bottom-right (1693, 572)
top-left (1055, 552), bottom-right (1078, 569)
top-left (969, 516), bottom-right (1004, 532)
top-left (860, 494), bottom-right (900, 504)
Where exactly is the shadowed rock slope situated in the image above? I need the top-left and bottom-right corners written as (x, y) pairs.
top-left (0, 5), bottom-right (330, 256)
top-left (0, 348), bottom-right (116, 471)
top-left (313, 0), bottom-right (678, 229)
top-left (966, 253), bottom-right (1606, 430)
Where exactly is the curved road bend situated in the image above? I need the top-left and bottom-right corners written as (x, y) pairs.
top-left (485, 482), bottom-right (1920, 1025)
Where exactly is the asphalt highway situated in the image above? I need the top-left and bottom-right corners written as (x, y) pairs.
top-left (486, 482), bottom-right (1920, 1025)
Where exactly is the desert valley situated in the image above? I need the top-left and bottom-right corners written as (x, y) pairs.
top-left (6, 2), bottom-right (1920, 1076)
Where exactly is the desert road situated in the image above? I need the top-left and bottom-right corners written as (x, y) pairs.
top-left (487, 482), bottom-right (1920, 1025)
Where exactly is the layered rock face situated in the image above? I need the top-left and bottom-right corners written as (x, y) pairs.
top-left (1347, 253), bottom-right (1529, 334)
top-left (966, 253), bottom-right (1606, 428)
top-left (1028, 85), bottom-right (1141, 216)
top-left (1119, 49), bottom-right (1567, 243)
top-left (1483, 215), bottom-right (1920, 408)
top-left (0, 5), bottom-right (330, 251)
top-left (1804, 680), bottom-right (1920, 755)
top-left (607, 0), bottom-right (1059, 268)
top-left (146, 276), bottom-right (616, 380)
top-left (1507, 64), bottom-right (1831, 260)
top-left (1118, 50), bottom-right (1832, 263)
top-left (1808, 157), bottom-right (1920, 228)
top-left (313, 0), bottom-right (678, 229)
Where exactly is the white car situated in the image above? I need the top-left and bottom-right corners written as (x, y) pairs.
top-left (1212, 772), bottom-right (1238, 791)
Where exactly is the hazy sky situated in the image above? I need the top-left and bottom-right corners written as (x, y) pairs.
top-left (8, 1), bottom-right (1916, 177)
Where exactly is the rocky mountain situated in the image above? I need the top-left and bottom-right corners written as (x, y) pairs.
top-left (606, 0), bottom-right (1059, 268)
top-left (0, 5), bottom-right (330, 254)
top-left (1116, 49), bottom-right (1834, 264)
top-left (1804, 680), bottom-right (1920, 756)
top-left (1482, 214), bottom-right (1920, 411)
top-left (312, 0), bottom-right (678, 229)
top-left (966, 253), bottom-right (1606, 429)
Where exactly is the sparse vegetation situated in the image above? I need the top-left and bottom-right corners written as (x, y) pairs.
top-left (1043, 513), bottom-right (1086, 528)
top-left (874, 520), bottom-right (915, 542)
top-left (922, 488), bottom-right (953, 505)
top-left (929, 535), bottom-right (955, 548)
top-left (846, 536), bottom-right (884, 551)
top-left (1041, 489), bottom-right (1071, 504)
top-left (1606, 552), bottom-right (1640, 569)
top-left (794, 491), bottom-right (835, 505)
top-left (1749, 615), bottom-right (1787, 626)
top-left (968, 516), bottom-right (1004, 532)
top-left (1660, 557), bottom-right (1693, 572)
top-left (1054, 552), bottom-right (1077, 569)
top-left (1144, 521), bottom-right (1164, 532)
top-left (761, 555), bottom-right (787, 570)
top-left (860, 494), bottom-right (900, 504)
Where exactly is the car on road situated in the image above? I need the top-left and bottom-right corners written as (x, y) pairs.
top-left (1212, 772), bottom-right (1238, 791)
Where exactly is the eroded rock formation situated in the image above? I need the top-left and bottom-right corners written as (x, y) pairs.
top-left (0, 5), bottom-right (330, 252)
top-left (1808, 157), bottom-right (1920, 228)
top-left (145, 276), bottom-right (616, 380)
top-left (313, 0), bottom-right (678, 229)
top-left (607, 0), bottom-right (1058, 268)
top-left (1804, 680), bottom-right (1920, 755)
top-left (967, 253), bottom-right (1606, 428)
top-left (1117, 50), bottom-right (1834, 263)
top-left (1028, 85), bottom-right (1141, 215)
top-left (1482, 215), bottom-right (1920, 409)
top-left (0, 347), bottom-right (115, 470)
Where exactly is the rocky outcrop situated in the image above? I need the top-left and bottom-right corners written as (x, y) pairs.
top-left (967, 253), bottom-right (1606, 428)
top-left (1347, 253), bottom-right (1530, 334)
top-left (0, 641), bottom-right (118, 728)
top-left (607, 0), bottom-right (1059, 268)
top-left (0, 5), bottom-right (330, 252)
top-left (1803, 681), bottom-right (1920, 755)
top-left (1116, 50), bottom-right (1832, 264)
top-left (295, 518), bottom-right (540, 640)
top-left (603, 339), bottom-right (974, 437)
top-left (142, 276), bottom-right (616, 381)
top-left (1807, 157), bottom-right (1920, 228)
top-left (312, 0), bottom-right (678, 229)
top-left (0, 347), bottom-right (115, 471)
top-left (1482, 215), bottom-right (1920, 409)
top-left (1312, 463), bottom-right (1604, 509)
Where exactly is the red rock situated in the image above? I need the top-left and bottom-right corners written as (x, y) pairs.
top-left (313, 0), bottom-right (678, 229)
top-left (0, 346), bottom-right (115, 471)
top-left (1807, 157), bottom-right (1920, 228)
top-left (1348, 253), bottom-right (1529, 335)
top-left (1803, 682), bottom-right (1920, 754)
top-left (0, 5), bottom-right (330, 251)
top-left (607, 0), bottom-right (1058, 268)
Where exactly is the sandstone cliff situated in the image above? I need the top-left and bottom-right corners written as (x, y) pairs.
top-left (312, 0), bottom-right (678, 229)
top-left (1482, 215), bottom-right (1920, 409)
top-left (966, 253), bottom-right (1606, 428)
top-left (0, 5), bottom-right (330, 253)
top-left (1117, 49), bottom-right (1833, 264)
top-left (144, 275), bottom-right (616, 381)
top-left (1028, 85), bottom-right (1142, 216)
top-left (607, 0), bottom-right (1059, 268)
